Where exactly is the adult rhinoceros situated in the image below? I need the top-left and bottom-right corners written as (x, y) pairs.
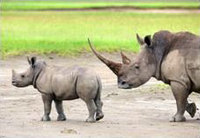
top-left (88, 30), bottom-right (200, 122)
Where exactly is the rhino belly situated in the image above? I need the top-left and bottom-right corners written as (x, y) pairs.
top-left (51, 74), bottom-right (79, 100)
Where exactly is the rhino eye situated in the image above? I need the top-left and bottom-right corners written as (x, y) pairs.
top-left (21, 74), bottom-right (25, 78)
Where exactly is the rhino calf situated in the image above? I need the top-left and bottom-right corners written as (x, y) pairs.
top-left (12, 57), bottom-right (104, 122)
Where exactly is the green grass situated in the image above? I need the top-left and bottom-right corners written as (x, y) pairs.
top-left (2, 11), bottom-right (200, 57)
top-left (1, 1), bottom-right (199, 11)
top-left (155, 83), bottom-right (170, 90)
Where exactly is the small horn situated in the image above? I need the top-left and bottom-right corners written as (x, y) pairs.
top-left (12, 69), bottom-right (16, 74)
top-left (120, 51), bottom-right (131, 65)
top-left (88, 38), bottom-right (122, 75)
top-left (12, 69), bottom-right (16, 78)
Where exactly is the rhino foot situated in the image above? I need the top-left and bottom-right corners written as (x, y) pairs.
top-left (170, 114), bottom-right (186, 122)
top-left (96, 112), bottom-right (104, 121)
top-left (86, 117), bottom-right (96, 123)
top-left (57, 114), bottom-right (66, 121)
top-left (41, 115), bottom-right (51, 121)
top-left (186, 102), bottom-right (196, 118)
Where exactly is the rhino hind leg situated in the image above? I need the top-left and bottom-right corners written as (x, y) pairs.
top-left (85, 99), bottom-right (97, 123)
top-left (41, 94), bottom-right (53, 121)
top-left (54, 100), bottom-right (66, 121)
top-left (186, 102), bottom-right (196, 118)
top-left (170, 81), bottom-right (189, 122)
top-left (94, 80), bottom-right (104, 121)
top-left (95, 99), bottom-right (104, 121)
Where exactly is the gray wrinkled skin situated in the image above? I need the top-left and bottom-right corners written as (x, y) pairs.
top-left (88, 30), bottom-right (200, 122)
top-left (12, 57), bottom-right (104, 122)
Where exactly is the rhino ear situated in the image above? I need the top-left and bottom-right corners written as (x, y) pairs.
top-left (144, 35), bottom-right (151, 46)
top-left (27, 56), bottom-right (31, 65)
top-left (30, 57), bottom-right (37, 67)
top-left (136, 33), bottom-right (144, 45)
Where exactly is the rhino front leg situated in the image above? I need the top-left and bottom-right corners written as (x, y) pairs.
top-left (54, 100), bottom-right (66, 121)
top-left (170, 81), bottom-right (189, 122)
top-left (85, 99), bottom-right (97, 123)
top-left (41, 94), bottom-right (53, 121)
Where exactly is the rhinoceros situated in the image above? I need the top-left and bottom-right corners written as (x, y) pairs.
top-left (12, 57), bottom-right (104, 122)
top-left (88, 30), bottom-right (200, 122)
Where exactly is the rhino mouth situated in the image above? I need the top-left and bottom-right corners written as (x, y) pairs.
top-left (118, 84), bottom-right (132, 89)
top-left (12, 81), bottom-right (19, 87)
top-left (12, 80), bottom-right (17, 85)
top-left (118, 81), bottom-right (133, 89)
top-left (12, 80), bottom-right (23, 87)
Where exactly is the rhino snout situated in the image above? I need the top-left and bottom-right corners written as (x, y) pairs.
top-left (12, 71), bottom-right (20, 87)
top-left (12, 80), bottom-right (17, 85)
top-left (118, 79), bottom-right (132, 89)
top-left (12, 78), bottom-right (18, 86)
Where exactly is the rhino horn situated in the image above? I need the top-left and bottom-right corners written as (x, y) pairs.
top-left (88, 38), bottom-right (122, 75)
top-left (12, 69), bottom-right (16, 76)
top-left (120, 51), bottom-right (131, 65)
top-left (12, 69), bottom-right (17, 82)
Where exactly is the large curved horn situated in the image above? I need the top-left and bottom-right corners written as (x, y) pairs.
top-left (120, 51), bottom-right (131, 65)
top-left (88, 38), bottom-right (122, 75)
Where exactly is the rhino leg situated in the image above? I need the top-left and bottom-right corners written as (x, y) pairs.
top-left (95, 99), bottom-right (104, 121)
top-left (85, 99), bottom-right (97, 123)
top-left (186, 101), bottom-right (197, 118)
top-left (170, 81), bottom-right (189, 122)
top-left (54, 100), bottom-right (66, 121)
top-left (41, 94), bottom-right (53, 121)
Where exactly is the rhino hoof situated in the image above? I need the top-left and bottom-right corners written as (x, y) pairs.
top-left (57, 114), bottom-right (66, 121)
top-left (186, 103), bottom-right (196, 118)
top-left (41, 115), bottom-right (51, 121)
top-left (96, 113), bottom-right (104, 121)
top-left (170, 115), bottom-right (186, 122)
top-left (86, 118), bottom-right (96, 123)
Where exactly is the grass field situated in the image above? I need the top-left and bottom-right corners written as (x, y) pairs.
top-left (1, 1), bottom-right (199, 11)
top-left (2, 11), bottom-right (200, 57)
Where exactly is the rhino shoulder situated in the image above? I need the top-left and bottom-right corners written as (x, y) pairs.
top-left (35, 67), bottom-right (53, 94)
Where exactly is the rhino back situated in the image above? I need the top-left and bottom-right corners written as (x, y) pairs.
top-left (49, 66), bottom-right (100, 100)
top-left (50, 66), bottom-right (81, 100)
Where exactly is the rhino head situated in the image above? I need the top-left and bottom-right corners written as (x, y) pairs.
top-left (88, 34), bottom-right (157, 89)
top-left (12, 57), bottom-right (46, 88)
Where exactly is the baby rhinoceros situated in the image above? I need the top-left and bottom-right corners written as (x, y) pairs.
top-left (12, 57), bottom-right (104, 122)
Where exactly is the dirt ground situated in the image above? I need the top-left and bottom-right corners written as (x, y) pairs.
top-left (0, 54), bottom-right (200, 138)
